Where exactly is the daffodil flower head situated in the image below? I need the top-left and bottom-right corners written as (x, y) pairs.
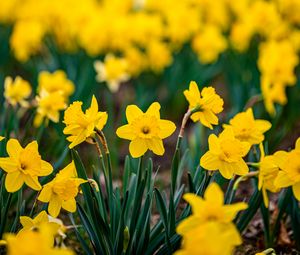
top-left (274, 137), bottom-right (300, 200)
top-left (200, 128), bottom-right (250, 179)
top-left (0, 139), bottom-right (53, 192)
top-left (4, 76), bottom-right (32, 107)
top-left (34, 89), bottom-right (67, 127)
top-left (223, 108), bottom-right (272, 145)
top-left (4, 223), bottom-right (74, 255)
top-left (94, 54), bottom-right (130, 92)
top-left (38, 161), bottom-right (87, 217)
top-left (116, 102), bottom-right (176, 158)
top-left (63, 95), bottom-right (108, 149)
top-left (183, 81), bottom-right (224, 129)
top-left (38, 70), bottom-right (75, 99)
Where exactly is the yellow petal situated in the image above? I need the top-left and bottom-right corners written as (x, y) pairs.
top-left (126, 105), bottom-right (143, 123)
top-left (96, 112), bottom-right (108, 130)
top-left (255, 120), bottom-right (272, 132)
top-left (5, 171), bottom-right (24, 192)
top-left (129, 138), bottom-right (148, 158)
top-left (233, 160), bottom-right (249, 176)
top-left (25, 140), bottom-right (38, 152)
top-left (116, 124), bottom-right (135, 140)
top-left (219, 162), bottom-right (235, 179)
top-left (0, 136), bottom-right (5, 141)
top-left (183, 193), bottom-right (204, 215)
top-left (296, 138), bottom-right (300, 150)
top-left (208, 134), bottom-right (221, 154)
top-left (23, 175), bottom-right (42, 191)
top-left (6, 139), bottom-right (23, 160)
top-left (274, 171), bottom-right (294, 188)
top-left (40, 161), bottom-right (53, 176)
top-left (158, 120), bottom-right (176, 139)
top-left (204, 183), bottom-right (224, 206)
top-left (200, 152), bottom-right (220, 170)
top-left (0, 158), bottom-right (18, 172)
top-left (292, 182), bottom-right (300, 201)
top-left (62, 198), bottom-right (76, 213)
top-left (262, 187), bottom-right (269, 208)
top-left (223, 202), bottom-right (248, 221)
top-left (33, 211), bottom-right (49, 224)
top-left (145, 102), bottom-right (161, 118)
top-left (48, 195), bottom-right (62, 217)
top-left (147, 138), bottom-right (165, 156)
top-left (38, 185), bottom-right (53, 202)
top-left (19, 216), bottom-right (34, 228)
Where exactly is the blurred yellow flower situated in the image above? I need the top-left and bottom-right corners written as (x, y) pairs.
top-left (10, 20), bottom-right (46, 62)
top-left (4, 223), bottom-right (74, 255)
top-left (223, 108), bottom-right (271, 145)
top-left (0, 137), bottom-right (5, 141)
top-left (183, 81), bottom-right (224, 129)
top-left (63, 95), bottom-right (108, 149)
top-left (0, 139), bottom-right (53, 192)
top-left (38, 70), bottom-right (75, 99)
top-left (38, 161), bottom-right (86, 217)
top-left (4, 76), bottom-right (31, 107)
top-left (176, 183), bottom-right (247, 255)
top-left (200, 128), bottom-right (250, 179)
top-left (274, 138), bottom-right (300, 200)
top-left (192, 25), bottom-right (227, 64)
top-left (94, 54), bottom-right (130, 92)
top-left (34, 90), bottom-right (67, 127)
top-left (116, 102), bottom-right (176, 158)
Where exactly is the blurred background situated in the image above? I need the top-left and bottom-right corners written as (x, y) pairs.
top-left (0, 0), bottom-right (300, 175)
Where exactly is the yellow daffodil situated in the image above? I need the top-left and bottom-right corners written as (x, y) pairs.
top-left (4, 223), bottom-right (74, 255)
top-left (38, 70), bottom-right (75, 99)
top-left (258, 144), bottom-right (285, 207)
top-left (116, 102), bottom-right (176, 158)
top-left (19, 211), bottom-right (62, 237)
top-left (177, 183), bottom-right (248, 235)
top-left (34, 90), bottom-right (67, 127)
top-left (94, 54), bottom-right (130, 92)
top-left (38, 161), bottom-right (86, 217)
top-left (0, 139), bottom-right (53, 192)
top-left (183, 81), bottom-right (224, 129)
top-left (175, 221), bottom-right (242, 255)
top-left (200, 128), bottom-right (250, 179)
top-left (274, 138), bottom-right (300, 200)
top-left (63, 95), bottom-right (108, 149)
top-left (223, 108), bottom-right (271, 145)
top-left (176, 183), bottom-right (247, 255)
top-left (4, 76), bottom-right (31, 107)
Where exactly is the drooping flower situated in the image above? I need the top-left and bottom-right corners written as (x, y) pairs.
top-left (38, 161), bottom-right (86, 217)
top-left (274, 137), bottom-right (300, 200)
top-left (63, 95), bottom-right (108, 149)
top-left (223, 108), bottom-right (271, 145)
top-left (34, 90), bottom-right (67, 127)
top-left (175, 183), bottom-right (247, 255)
top-left (183, 81), bottom-right (224, 129)
top-left (3, 223), bottom-right (74, 255)
top-left (200, 128), bottom-right (250, 179)
top-left (4, 76), bottom-right (32, 107)
top-left (116, 102), bottom-right (176, 158)
top-left (94, 54), bottom-right (130, 92)
top-left (38, 70), bottom-right (75, 99)
top-left (0, 139), bottom-right (53, 192)
top-left (257, 144), bottom-right (285, 207)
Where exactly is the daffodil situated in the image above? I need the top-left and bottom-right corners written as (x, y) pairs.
top-left (94, 54), bottom-right (130, 92)
top-left (34, 90), bottom-right (67, 127)
top-left (183, 81), bottom-right (224, 129)
top-left (274, 137), bottom-right (300, 200)
top-left (258, 144), bottom-right (285, 207)
top-left (200, 128), bottom-right (250, 179)
top-left (116, 102), bottom-right (176, 158)
top-left (223, 108), bottom-right (271, 145)
top-left (177, 183), bottom-right (248, 235)
top-left (4, 76), bottom-right (31, 107)
top-left (63, 95), bottom-right (108, 149)
top-left (4, 223), bottom-right (74, 255)
top-left (0, 139), bottom-right (53, 192)
top-left (38, 70), bottom-right (75, 99)
top-left (38, 161), bottom-right (86, 217)
top-left (19, 211), bottom-right (62, 237)
top-left (175, 183), bottom-right (247, 255)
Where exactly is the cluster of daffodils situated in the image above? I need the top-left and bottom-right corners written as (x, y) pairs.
top-left (3, 70), bottom-right (74, 127)
top-left (1, 0), bottom-right (300, 110)
top-left (175, 183), bottom-right (247, 255)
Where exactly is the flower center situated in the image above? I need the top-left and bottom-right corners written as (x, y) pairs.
top-left (142, 126), bottom-right (150, 134)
